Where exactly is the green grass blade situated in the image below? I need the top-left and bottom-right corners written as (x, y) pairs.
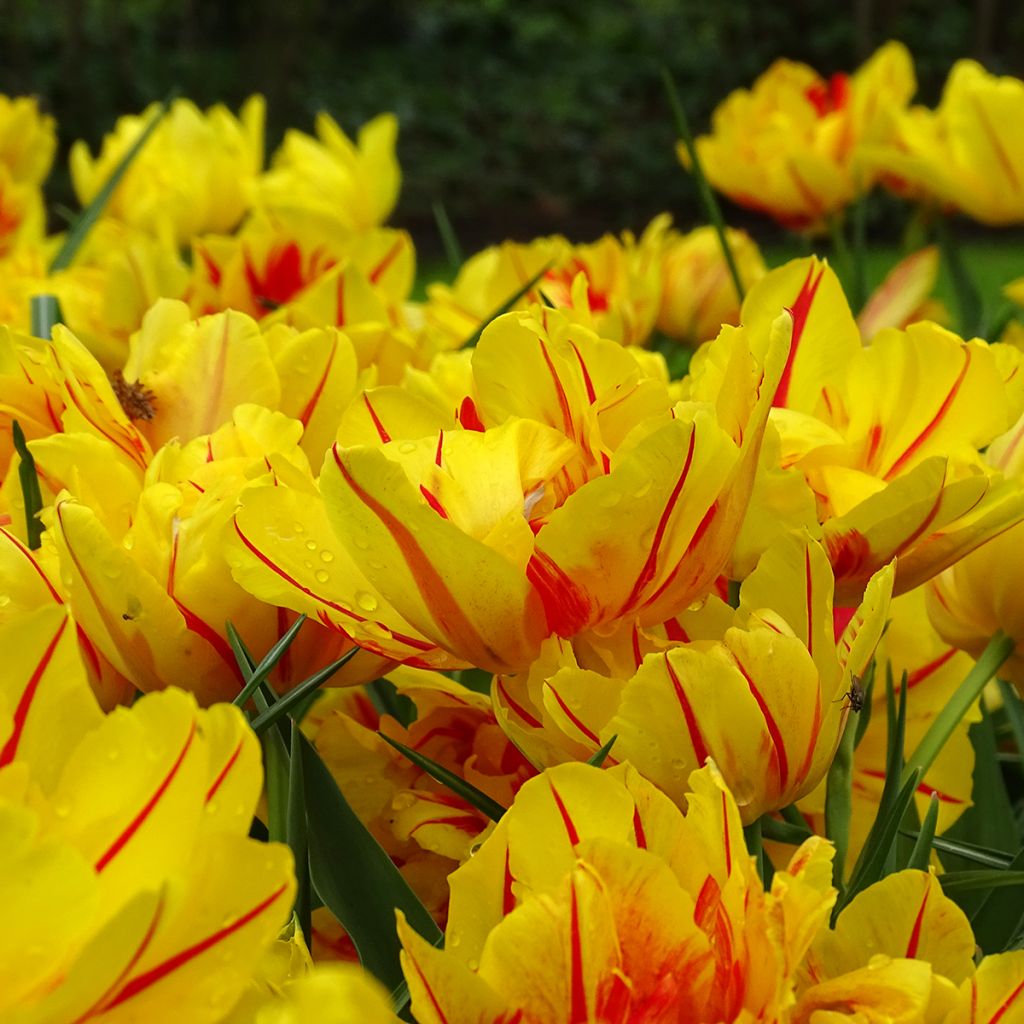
top-left (287, 720), bottom-right (311, 944)
top-left (937, 870), bottom-right (1024, 897)
top-left (11, 421), bottom-right (44, 550)
top-left (460, 263), bottom-right (552, 349)
top-left (29, 294), bottom-right (63, 340)
top-left (50, 96), bottom-right (172, 273)
top-left (661, 66), bottom-right (745, 303)
top-left (230, 615), bottom-right (308, 710)
top-left (587, 734), bottom-right (617, 767)
top-left (250, 646), bottom-right (361, 735)
top-left (905, 793), bottom-right (940, 872)
top-left (970, 845), bottom-right (1024, 954)
top-left (997, 680), bottom-right (1024, 772)
top-left (900, 832), bottom-right (1014, 869)
top-left (432, 199), bottom-right (464, 272)
top-left (743, 817), bottom-right (765, 883)
top-left (379, 732), bottom-right (507, 823)
top-left (824, 711), bottom-right (857, 893)
top-left (761, 816), bottom-right (814, 845)
top-left (904, 631), bottom-right (1014, 783)
top-left (299, 730), bottom-right (443, 991)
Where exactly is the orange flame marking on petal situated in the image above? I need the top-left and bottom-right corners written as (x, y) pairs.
top-left (906, 648), bottom-right (957, 689)
top-left (335, 272), bottom-right (346, 325)
top-left (904, 881), bottom-right (930, 960)
top-left (619, 427), bottom-right (698, 616)
top-left (774, 264), bottom-right (825, 409)
top-left (95, 718), bottom-right (198, 873)
top-left (663, 617), bottom-right (690, 643)
top-left (886, 350), bottom-right (973, 480)
top-left (230, 520), bottom-right (434, 653)
top-left (496, 677), bottom-right (542, 729)
top-left (369, 235), bottom-right (405, 285)
top-left (419, 484), bottom-right (449, 519)
top-left (989, 977), bottom-right (1024, 1024)
top-left (538, 336), bottom-right (576, 438)
top-left (826, 529), bottom-right (872, 587)
top-left (72, 896), bottom-right (166, 1023)
top-left (96, 883), bottom-right (290, 1016)
top-left (503, 845), bottom-right (517, 915)
top-left (457, 395), bottom-right (485, 432)
top-left (733, 654), bottom-right (789, 792)
top-left (205, 736), bottom-right (244, 803)
top-left (721, 790), bottom-right (733, 877)
top-left (795, 688), bottom-right (823, 790)
top-left (568, 341), bottom-right (598, 404)
top-left (297, 337), bottom-right (337, 429)
top-left (2, 527), bottom-right (63, 603)
top-left (63, 380), bottom-right (148, 470)
top-left (861, 769), bottom-right (965, 804)
top-left (403, 939), bottom-right (453, 1024)
top-left (665, 656), bottom-right (709, 767)
top-left (974, 97), bottom-right (1022, 194)
top-left (526, 551), bottom-right (593, 637)
top-left (409, 813), bottom-right (480, 838)
top-left (362, 393), bottom-right (391, 443)
top-left (546, 681), bottom-right (600, 745)
top-left (632, 806), bottom-right (648, 849)
top-left (0, 615), bottom-right (68, 768)
top-left (548, 778), bottom-right (581, 846)
top-left (804, 545), bottom-right (815, 658)
top-left (334, 446), bottom-right (506, 666)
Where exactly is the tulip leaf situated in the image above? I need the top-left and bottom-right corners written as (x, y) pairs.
top-left (934, 215), bottom-right (984, 338)
top-left (226, 623), bottom-right (290, 844)
top-left (839, 766), bottom-right (921, 917)
top-left (905, 793), bottom-right (940, 872)
top-left (824, 710), bottom-right (857, 894)
top-left (50, 95), bottom-right (172, 272)
top-left (460, 262), bottom-right (552, 348)
top-left (996, 680), bottom-right (1024, 773)
top-left (853, 659), bottom-right (876, 749)
top-left (455, 667), bottom-right (493, 695)
top-left (249, 645), bottom-right (361, 735)
top-left (432, 199), bottom-right (463, 271)
top-left (937, 870), bottom-right (1024, 897)
top-left (900, 831), bottom-right (1014, 870)
top-left (379, 731), bottom-right (507, 823)
top-left (970, 846), bottom-right (1024, 954)
top-left (29, 294), bottom-right (63, 340)
top-left (587, 734), bottom-right (617, 768)
top-left (661, 66), bottom-right (745, 303)
top-left (366, 677), bottom-right (417, 728)
top-left (230, 614), bottom-right (308, 710)
top-left (761, 816), bottom-right (814, 846)
top-left (11, 421), bottom-right (44, 550)
top-left (287, 721), bottom-right (311, 944)
top-left (904, 631), bottom-right (1014, 783)
top-left (298, 729), bottom-right (443, 991)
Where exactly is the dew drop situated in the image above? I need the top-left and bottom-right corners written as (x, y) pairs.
top-left (206, 799), bottom-right (219, 816)
top-left (303, 559), bottom-right (314, 570)
top-left (633, 480), bottom-right (653, 499)
top-left (352, 535), bottom-right (370, 551)
top-left (315, 569), bottom-right (331, 584)
top-left (305, 540), bottom-right (317, 551)
top-left (53, 800), bottom-right (72, 819)
top-left (319, 549), bottom-right (335, 563)
top-left (398, 441), bottom-right (418, 454)
top-left (598, 490), bottom-right (621, 509)
top-left (355, 591), bottom-right (379, 613)
top-left (292, 521), bottom-right (306, 535)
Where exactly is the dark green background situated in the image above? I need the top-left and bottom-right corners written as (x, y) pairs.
top-left (1, 1), bottom-right (1020, 255)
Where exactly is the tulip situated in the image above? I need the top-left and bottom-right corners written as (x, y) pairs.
top-left (687, 42), bottom-right (915, 231)
top-left (70, 96), bottom-right (265, 245)
top-left (0, 94), bottom-right (56, 186)
top-left (0, 605), bottom-right (295, 1022)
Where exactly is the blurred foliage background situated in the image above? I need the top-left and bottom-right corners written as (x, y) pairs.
top-left (1, 0), bottom-right (1021, 256)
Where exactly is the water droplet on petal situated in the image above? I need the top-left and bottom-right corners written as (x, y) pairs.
top-left (315, 569), bottom-right (330, 584)
top-left (293, 521), bottom-right (306, 535)
top-left (305, 540), bottom-right (317, 551)
top-left (399, 441), bottom-right (418, 454)
top-left (633, 480), bottom-right (653, 499)
top-left (355, 591), bottom-right (379, 613)
top-left (319, 549), bottom-right (334, 563)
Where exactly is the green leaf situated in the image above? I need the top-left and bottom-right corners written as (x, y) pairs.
top-left (11, 421), bottom-right (44, 550)
top-left (29, 294), bottom-right (63, 340)
top-left (824, 709), bottom-right (857, 893)
top-left (230, 614), bottom-right (308, 710)
top-left (455, 667), bottom-right (493, 695)
top-left (905, 793), bottom-right (940, 872)
top-left (761, 816), bottom-right (814, 846)
top-left (900, 832), bottom-right (1014, 869)
top-left (379, 732), bottom-right (506, 823)
top-left (250, 646), bottom-right (361, 735)
top-left (661, 66), bottom-right (745, 304)
top-left (460, 262), bottom-right (552, 349)
top-left (934, 214), bottom-right (984, 338)
top-left (853, 660), bottom-right (876, 749)
top-left (937, 870), bottom-right (1024, 897)
top-left (970, 845), bottom-right (1024, 954)
top-left (50, 96), bottom-right (172, 273)
top-left (587, 734), bottom-right (617, 767)
top-left (287, 721), bottom-right (311, 944)
top-left (743, 817), bottom-right (765, 883)
top-left (904, 631), bottom-right (1014, 783)
top-left (432, 199), bottom-right (464, 272)
top-left (840, 767), bottom-right (921, 916)
top-left (997, 680), bottom-right (1024, 774)
top-left (366, 677), bottom-right (417, 728)
top-left (299, 730), bottom-right (443, 991)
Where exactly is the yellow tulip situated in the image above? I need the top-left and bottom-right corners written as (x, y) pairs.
top-left (0, 164), bottom-right (45, 257)
top-left (688, 41), bottom-right (915, 231)
top-left (869, 59), bottom-right (1024, 225)
top-left (257, 112), bottom-right (400, 238)
top-left (0, 605), bottom-right (295, 1022)
top-left (496, 531), bottom-right (893, 822)
top-left (0, 94), bottom-right (56, 186)
top-left (71, 96), bottom-right (265, 245)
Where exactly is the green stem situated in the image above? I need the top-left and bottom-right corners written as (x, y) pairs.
top-left (824, 712), bottom-right (858, 895)
top-left (661, 67), bottom-right (745, 304)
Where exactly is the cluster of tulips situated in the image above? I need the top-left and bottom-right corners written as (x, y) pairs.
top-left (3, 39), bottom-right (1024, 1024)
